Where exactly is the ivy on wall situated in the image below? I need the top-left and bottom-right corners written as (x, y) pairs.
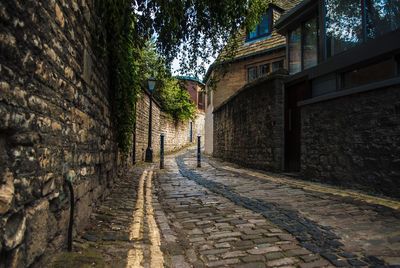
top-left (94, 0), bottom-right (273, 153)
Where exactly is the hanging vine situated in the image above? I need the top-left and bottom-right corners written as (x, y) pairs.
top-left (95, 0), bottom-right (143, 154)
top-left (93, 0), bottom-right (273, 154)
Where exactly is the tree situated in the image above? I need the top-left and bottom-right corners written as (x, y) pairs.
top-left (138, 42), bottom-right (197, 121)
top-left (94, 0), bottom-right (272, 152)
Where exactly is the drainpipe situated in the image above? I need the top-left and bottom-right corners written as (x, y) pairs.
top-left (65, 170), bottom-right (76, 252)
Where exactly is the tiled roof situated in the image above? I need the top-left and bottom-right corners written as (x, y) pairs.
top-left (204, 0), bottom-right (302, 82)
top-left (232, 0), bottom-right (303, 59)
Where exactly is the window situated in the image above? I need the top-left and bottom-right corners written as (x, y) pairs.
top-left (248, 67), bottom-right (258, 82)
top-left (272, 60), bottom-right (284, 71)
top-left (325, 0), bottom-right (363, 57)
top-left (288, 16), bottom-right (319, 74)
top-left (260, 64), bottom-right (270, 76)
top-left (303, 18), bottom-right (318, 69)
top-left (341, 58), bottom-right (398, 88)
top-left (246, 11), bottom-right (272, 41)
top-left (289, 27), bottom-right (302, 74)
top-left (366, 0), bottom-right (400, 39)
top-left (325, 0), bottom-right (400, 57)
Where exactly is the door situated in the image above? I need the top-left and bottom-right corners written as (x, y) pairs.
top-left (284, 82), bottom-right (310, 171)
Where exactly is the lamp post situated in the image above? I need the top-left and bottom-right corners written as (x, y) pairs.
top-left (145, 77), bottom-right (156, 162)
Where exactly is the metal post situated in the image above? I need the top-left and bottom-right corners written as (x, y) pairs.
top-left (160, 134), bottom-right (165, 169)
top-left (197, 135), bottom-right (201, 168)
top-left (145, 94), bottom-right (153, 162)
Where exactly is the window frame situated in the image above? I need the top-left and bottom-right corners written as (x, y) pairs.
top-left (323, 0), bottom-right (400, 59)
top-left (287, 12), bottom-right (319, 75)
top-left (247, 66), bottom-right (259, 82)
top-left (246, 8), bottom-right (274, 42)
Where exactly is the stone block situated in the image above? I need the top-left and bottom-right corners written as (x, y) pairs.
top-left (25, 200), bottom-right (50, 266)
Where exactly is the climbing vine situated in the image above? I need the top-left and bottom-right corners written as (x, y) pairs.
top-left (95, 0), bottom-right (142, 154)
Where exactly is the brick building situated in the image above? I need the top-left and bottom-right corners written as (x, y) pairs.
top-left (204, 0), bottom-right (301, 155)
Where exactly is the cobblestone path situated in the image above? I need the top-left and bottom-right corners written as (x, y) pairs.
top-left (176, 150), bottom-right (400, 267)
top-left (49, 149), bottom-right (400, 267)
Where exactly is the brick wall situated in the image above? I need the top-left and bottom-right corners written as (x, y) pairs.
top-left (0, 0), bottom-right (119, 266)
top-left (301, 86), bottom-right (400, 198)
top-left (134, 91), bottom-right (203, 163)
top-left (213, 74), bottom-right (286, 170)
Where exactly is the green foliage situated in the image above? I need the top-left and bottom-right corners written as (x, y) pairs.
top-left (139, 43), bottom-right (197, 121)
top-left (94, 0), bottom-right (273, 153)
top-left (155, 78), bottom-right (197, 121)
top-left (95, 0), bottom-right (142, 154)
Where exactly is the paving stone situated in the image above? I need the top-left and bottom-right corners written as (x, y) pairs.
top-left (221, 250), bottom-right (247, 259)
top-left (266, 257), bottom-right (299, 266)
top-left (234, 262), bottom-right (266, 268)
top-left (215, 242), bottom-right (231, 248)
top-left (247, 246), bottom-right (281, 255)
top-left (265, 252), bottom-right (285, 260)
top-left (206, 258), bottom-right (240, 267)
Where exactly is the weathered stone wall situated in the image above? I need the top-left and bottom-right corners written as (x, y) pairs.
top-left (0, 0), bottom-right (119, 266)
top-left (134, 90), bottom-right (202, 162)
top-left (213, 74), bottom-right (286, 170)
top-left (301, 86), bottom-right (400, 198)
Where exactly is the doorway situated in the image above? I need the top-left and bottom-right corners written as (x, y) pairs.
top-left (284, 81), bottom-right (310, 171)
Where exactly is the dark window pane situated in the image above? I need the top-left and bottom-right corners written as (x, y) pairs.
top-left (303, 17), bottom-right (318, 69)
top-left (248, 67), bottom-right (258, 82)
top-left (260, 64), bottom-right (270, 76)
top-left (342, 58), bottom-right (397, 88)
top-left (259, 14), bottom-right (270, 35)
top-left (248, 28), bottom-right (258, 39)
top-left (325, 0), bottom-right (363, 57)
top-left (289, 27), bottom-right (302, 74)
top-left (366, 0), bottom-right (400, 39)
top-left (272, 60), bottom-right (284, 71)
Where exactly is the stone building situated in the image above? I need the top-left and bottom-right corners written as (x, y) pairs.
top-left (176, 76), bottom-right (206, 141)
top-left (213, 0), bottom-right (400, 198)
top-left (204, 0), bottom-right (302, 155)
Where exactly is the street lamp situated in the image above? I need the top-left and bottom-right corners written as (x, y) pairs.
top-left (145, 77), bottom-right (156, 162)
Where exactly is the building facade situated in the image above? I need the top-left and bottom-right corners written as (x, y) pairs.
top-left (213, 0), bottom-right (400, 197)
top-left (204, 0), bottom-right (301, 155)
top-left (276, 0), bottom-right (400, 195)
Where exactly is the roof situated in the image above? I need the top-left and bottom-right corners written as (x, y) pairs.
top-left (175, 76), bottom-right (205, 86)
top-left (204, 0), bottom-right (302, 83)
top-left (275, 0), bottom-right (316, 32)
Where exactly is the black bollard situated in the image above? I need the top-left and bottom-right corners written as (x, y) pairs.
top-left (160, 134), bottom-right (165, 169)
top-left (197, 135), bottom-right (201, 168)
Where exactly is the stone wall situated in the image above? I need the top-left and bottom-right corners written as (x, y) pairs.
top-left (134, 90), bottom-right (202, 163)
top-left (210, 50), bottom-right (286, 109)
top-left (0, 0), bottom-right (119, 266)
top-left (213, 74), bottom-right (286, 170)
top-left (301, 86), bottom-right (400, 198)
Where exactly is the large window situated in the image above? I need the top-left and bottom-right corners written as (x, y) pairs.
top-left (325, 0), bottom-right (400, 57)
top-left (289, 27), bottom-right (302, 74)
top-left (303, 18), bottom-right (318, 69)
top-left (325, 0), bottom-right (363, 57)
top-left (247, 11), bottom-right (272, 41)
top-left (366, 0), bottom-right (400, 39)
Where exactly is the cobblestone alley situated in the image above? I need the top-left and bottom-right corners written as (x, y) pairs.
top-left (49, 149), bottom-right (400, 267)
